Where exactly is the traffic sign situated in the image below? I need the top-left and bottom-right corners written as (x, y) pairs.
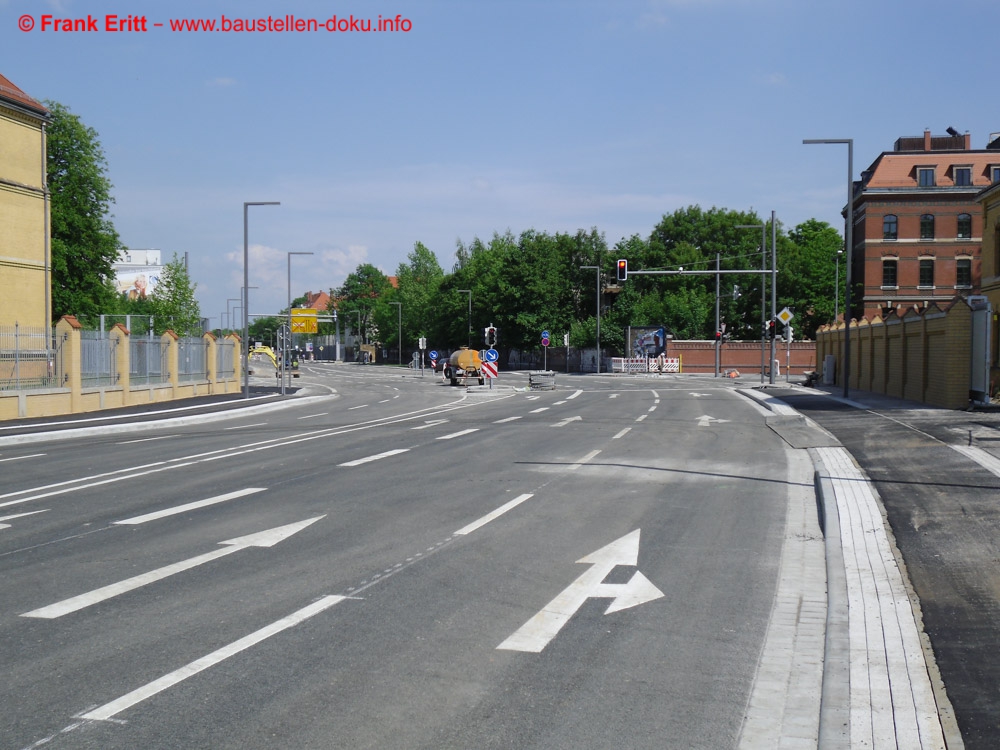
top-left (778, 307), bottom-right (794, 325)
top-left (484, 348), bottom-right (499, 362)
top-left (482, 361), bottom-right (498, 379)
top-left (542, 330), bottom-right (550, 339)
top-left (541, 337), bottom-right (550, 347)
top-left (429, 349), bottom-right (438, 360)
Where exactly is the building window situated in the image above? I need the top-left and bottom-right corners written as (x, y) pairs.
top-left (956, 258), bottom-right (972, 288)
top-left (919, 258), bottom-right (935, 288)
top-left (882, 259), bottom-right (898, 288)
top-left (882, 214), bottom-right (898, 240)
top-left (954, 166), bottom-right (972, 186)
top-left (992, 166), bottom-right (1000, 183)
top-left (920, 214), bottom-right (935, 240)
top-left (918, 167), bottom-right (936, 187)
top-left (957, 213), bottom-right (972, 239)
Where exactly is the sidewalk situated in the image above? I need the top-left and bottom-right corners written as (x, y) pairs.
top-left (755, 384), bottom-right (1000, 750)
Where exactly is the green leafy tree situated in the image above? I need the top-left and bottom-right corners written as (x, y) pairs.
top-left (782, 219), bottom-right (843, 338)
top-left (149, 253), bottom-right (201, 335)
top-left (336, 263), bottom-right (392, 344)
top-left (390, 241), bottom-right (444, 354)
top-left (46, 100), bottom-right (124, 324)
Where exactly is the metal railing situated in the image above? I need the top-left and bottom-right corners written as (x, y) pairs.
top-left (177, 337), bottom-right (208, 382)
top-left (0, 323), bottom-right (61, 391)
top-left (130, 336), bottom-right (167, 385)
top-left (80, 330), bottom-right (118, 387)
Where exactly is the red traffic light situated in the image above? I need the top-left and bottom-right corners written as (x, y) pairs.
top-left (617, 259), bottom-right (628, 281)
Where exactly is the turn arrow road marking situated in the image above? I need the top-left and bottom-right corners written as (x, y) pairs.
top-left (497, 529), bottom-right (663, 653)
top-left (22, 516), bottom-right (325, 619)
top-left (696, 414), bottom-right (731, 427)
top-left (551, 416), bottom-right (582, 427)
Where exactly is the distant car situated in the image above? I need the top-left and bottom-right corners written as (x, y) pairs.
top-left (432, 354), bottom-right (449, 372)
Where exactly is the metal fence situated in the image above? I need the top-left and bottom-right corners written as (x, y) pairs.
top-left (0, 324), bottom-right (62, 391)
top-left (177, 337), bottom-right (208, 382)
top-left (216, 338), bottom-right (236, 379)
top-left (130, 336), bottom-right (167, 385)
top-left (80, 330), bottom-right (118, 387)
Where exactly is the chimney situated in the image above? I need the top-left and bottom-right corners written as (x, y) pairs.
top-left (924, 129), bottom-right (931, 151)
top-left (965, 132), bottom-right (971, 150)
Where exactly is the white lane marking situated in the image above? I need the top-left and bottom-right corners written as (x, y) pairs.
top-left (647, 406), bottom-right (657, 413)
top-left (568, 449), bottom-right (601, 471)
top-left (224, 423), bottom-right (267, 430)
top-left (494, 416), bottom-right (522, 424)
top-left (654, 399), bottom-right (660, 404)
top-left (455, 494), bottom-right (534, 536)
top-left (497, 529), bottom-right (663, 652)
top-left (553, 401), bottom-right (567, 405)
top-left (952, 445), bottom-right (1000, 477)
top-left (636, 414), bottom-right (647, 422)
top-left (651, 390), bottom-right (659, 399)
top-left (116, 436), bottom-right (179, 445)
top-left (566, 390), bottom-right (583, 400)
top-left (612, 428), bottom-right (631, 440)
top-left (80, 594), bottom-right (345, 721)
top-left (609, 394), bottom-right (619, 399)
top-left (529, 407), bottom-right (549, 414)
top-left (526, 396), bottom-right (540, 401)
top-left (437, 429), bottom-right (479, 440)
top-left (115, 488), bottom-right (267, 525)
top-left (411, 419), bottom-right (448, 430)
top-left (24, 517), bottom-right (324, 619)
top-left (0, 509), bottom-right (49, 529)
top-left (0, 453), bottom-right (46, 463)
top-left (379, 399), bottom-right (391, 403)
top-left (297, 413), bottom-right (328, 420)
top-left (552, 416), bottom-right (582, 428)
top-left (348, 404), bottom-right (368, 410)
top-left (338, 449), bottom-right (410, 467)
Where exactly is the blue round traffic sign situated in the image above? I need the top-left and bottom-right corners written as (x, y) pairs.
top-left (541, 330), bottom-right (550, 339)
top-left (429, 350), bottom-right (438, 360)
top-left (485, 348), bottom-right (499, 362)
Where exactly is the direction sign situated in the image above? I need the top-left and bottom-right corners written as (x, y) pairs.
top-left (541, 330), bottom-right (550, 339)
top-left (778, 307), bottom-right (794, 325)
top-left (429, 349), bottom-right (438, 360)
top-left (482, 361), bottom-right (498, 379)
top-left (484, 348), bottom-right (499, 363)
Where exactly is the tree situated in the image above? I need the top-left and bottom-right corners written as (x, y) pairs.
top-left (335, 263), bottom-right (392, 344)
top-left (391, 242), bottom-right (444, 353)
top-left (783, 219), bottom-right (843, 339)
top-left (46, 100), bottom-right (124, 324)
top-left (149, 253), bottom-right (201, 335)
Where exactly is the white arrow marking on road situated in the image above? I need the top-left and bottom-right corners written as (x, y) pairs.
top-left (552, 416), bottom-right (582, 427)
top-left (22, 516), bottom-right (325, 619)
top-left (497, 529), bottom-right (664, 653)
top-left (696, 415), bottom-right (730, 427)
top-left (411, 419), bottom-right (448, 430)
top-left (690, 393), bottom-right (710, 398)
top-left (0, 509), bottom-right (49, 529)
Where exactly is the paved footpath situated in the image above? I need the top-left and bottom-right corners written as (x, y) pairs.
top-left (754, 384), bottom-right (1000, 750)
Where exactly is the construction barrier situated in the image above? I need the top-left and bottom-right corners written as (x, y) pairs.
top-left (611, 357), bottom-right (680, 374)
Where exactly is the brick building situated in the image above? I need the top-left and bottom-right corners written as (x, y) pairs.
top-left (850, 129), bottom-right (1000, 319)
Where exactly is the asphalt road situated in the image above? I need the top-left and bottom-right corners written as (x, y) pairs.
top-left (1, 366), bottom-right (812, 750)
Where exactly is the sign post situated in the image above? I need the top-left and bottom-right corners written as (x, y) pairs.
top-left (541, 330), bottom-right (550, 371)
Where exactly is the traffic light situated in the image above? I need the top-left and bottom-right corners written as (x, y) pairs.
top-left (617, 259), bottom-right (628, 281)
top-left (767, 319), bottom-right (776, 339)
top-left (715, 330), bottom-right (722, 342)
top-left (485, 326), bottom-right (497, 347)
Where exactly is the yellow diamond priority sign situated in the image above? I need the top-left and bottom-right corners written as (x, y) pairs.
top-left (777, 307), bottom-right (794, 325)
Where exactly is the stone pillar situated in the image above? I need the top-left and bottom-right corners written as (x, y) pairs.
top-left (56, 315), bottom-right (82, 411)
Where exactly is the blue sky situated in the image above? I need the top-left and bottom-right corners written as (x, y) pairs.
top-left (4, 0), bottom-right (998, 322)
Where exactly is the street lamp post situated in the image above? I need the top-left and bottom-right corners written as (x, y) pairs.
top-left (226, 297), bottom-right (241, 334)
top-left (243, 201), bottom-right (280, 399)
top-left (803, 138), bottom-right (854, 398)
top-left (834, 248), bottom-right (844, 322)
top-left (457, 290), bottom-right (471, 348)
top-left (285, 251), bottom-right (314, 395)
top-left (737, 223), bottom-right (767, 383)
top-left (389, 301), bottom-right (402, 366)
top-left (580, 266), bottom-right (601, 374)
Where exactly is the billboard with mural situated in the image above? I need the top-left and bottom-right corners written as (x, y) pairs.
top-left (630, 326), bottom-right (669, 358)
top-left (116, 271), bottom-right (160, 301)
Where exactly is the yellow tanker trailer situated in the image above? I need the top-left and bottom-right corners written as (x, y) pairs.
top-left (443, 347), bottom-right (485, 386)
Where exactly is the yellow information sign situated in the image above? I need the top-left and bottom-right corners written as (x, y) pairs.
top-left (291, 308), bottom-right (318, 334)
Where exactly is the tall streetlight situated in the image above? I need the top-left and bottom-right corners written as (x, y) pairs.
top-left (737, 223), bottom-right (767, 383)
top-left (803, 138), bottom-right (854, 398)
top-left (243, 201), bottom-right (280, 399)
top-left (457, 290), bottom-right (471, 348)
top-left (389, 301), bottom-right (402, 365)
top-left (284, 251), bottom-right (313, 395)
top-left (580, 266), bottom-right (601, 374)
top-left (834, 248), bottom-right (844, 321)
top-left (226, 297), bottom-right (241, 333)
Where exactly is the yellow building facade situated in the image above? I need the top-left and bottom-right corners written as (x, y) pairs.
top-left (0, 73), bottom-right (49, 329)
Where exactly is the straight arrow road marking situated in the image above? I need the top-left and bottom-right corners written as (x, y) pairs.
top-left (338, 448), bottom-right (409, 466)
top-left (551, 416), bottom-right (582, 427)
top-left (115, 488), bottom-right (267, 525)
top-left (80, 594), bottom-right (345, 722)
top-left (22, 517), bottom-right (325, 619)
top-left (696, 415), bottom-right (731, 427)
top-left (497, 529), bottom-right (663, 652)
